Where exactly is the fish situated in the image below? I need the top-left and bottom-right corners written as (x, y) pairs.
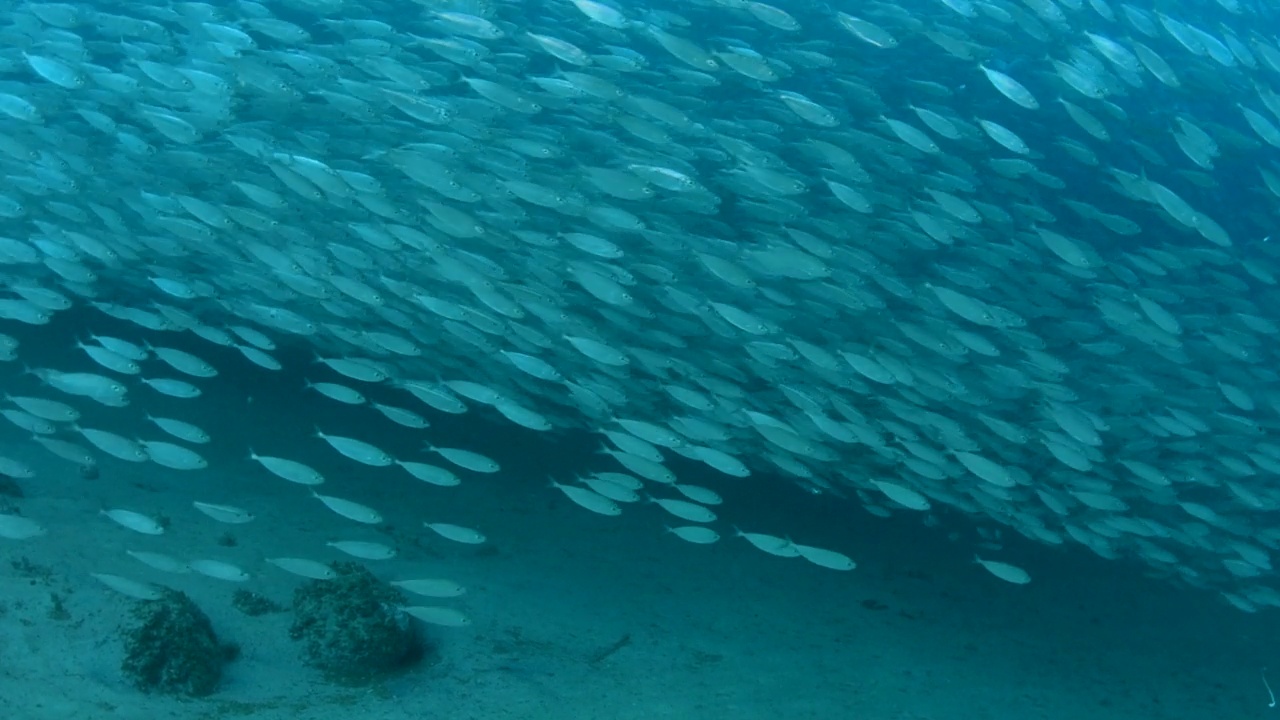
top-left (975, 556), bottom-right (1031, 585)
top-left (189, 559), bottom-right (251, 582)
top-left (146, 416), bottom-right (211, 444)
top-left (423, 522), bottom-right (486, 545)
top-left (139, 378), bottom-right (201, 399)
top-left (148, 346), bottom-right (218, 378)
top-left (101, 509), bottom-right (165, 535)
top-left (314, 356), bottom-right (388, 383)
top-left (126, 550), bottom-right (190, 574)
top-left (306, 381), bottom-right (367, 405)
top-left (311, 491), bottom-right (383, 524)
top-left (371, 403), bottom-right (429, 428)
top-left (91, 573), bottom-right (163, 601)
top-left (0, 513), bottom-right (46, 540)
top-left (734, 529), bottom-right (801, 558)
top-left (425, 446), bottom-right (500, 473)
top-left (550, 479), bottom-right (623, 516)
top-left (140, 440), bottom-right (208, 470)
top-left (315, 429), bottom-right (394, 466)
top-left (794, 544), bottom-right (857, 571)
top-left (73, 426), bottom-right (148, 462)
top-left (250, 451), bottom-right (325, 485)
top-left (648, 496), bottom-right (716, 523)
top-left (192, 501), bottom-right (255, 525)
top-left (5, 395), bottom-right (78, 423)
top-left (267, 557), bottom-right (337, 580)
top-left (0, 0), bottom-right (1275, 619)
top-left (326, 540), bottom-right (397, 560)
top-left (393, 460), bottom-right (460, 487)
top-left (401, 605), bottom-right (471, 627)
top-left (871, 481), bottom-right (932, 511)
top-left (672, 484), bottom-right (723, 506)
top-left (665, 526), bottom-right (720, 545)
top-left (390, 578), bottom-right (466, 598)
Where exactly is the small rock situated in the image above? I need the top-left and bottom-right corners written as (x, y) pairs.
top-left (289, 562), bottom-right (423, 684)
top-left (121, 589), bottom-right (237, 697)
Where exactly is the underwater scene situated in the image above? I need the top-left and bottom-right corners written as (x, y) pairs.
top-left (0, 0), bottom-right (1278, 717)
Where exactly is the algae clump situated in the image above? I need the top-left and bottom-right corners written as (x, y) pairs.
top-left (289, 561), bottom-right (421, 684)
top-left (121, 589), bottom-right (238, 697)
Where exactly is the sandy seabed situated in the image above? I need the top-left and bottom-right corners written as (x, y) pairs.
top-left (0, 320), bottom-right (1274, 720)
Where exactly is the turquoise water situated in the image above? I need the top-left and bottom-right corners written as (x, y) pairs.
top-left (0, 0), bottom-right (1279, 716)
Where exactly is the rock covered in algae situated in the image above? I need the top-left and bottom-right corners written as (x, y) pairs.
top-left (120, 589), bottom-right (238, 697)
top-left (289, 561), bottom-right (421, 683)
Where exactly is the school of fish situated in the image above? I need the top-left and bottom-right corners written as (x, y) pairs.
top-left (0, 0), bottom-right (1278, 612)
